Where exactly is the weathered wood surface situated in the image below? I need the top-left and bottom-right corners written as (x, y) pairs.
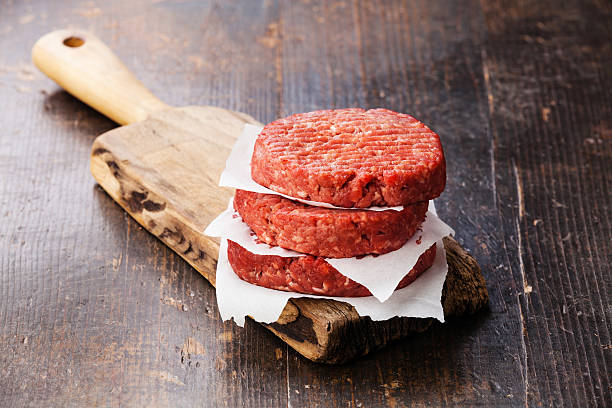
top-left (0, 0), bottom-right (610, 407)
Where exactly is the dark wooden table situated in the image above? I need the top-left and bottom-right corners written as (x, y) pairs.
top-left (1, 1), bottom-right (610, 406)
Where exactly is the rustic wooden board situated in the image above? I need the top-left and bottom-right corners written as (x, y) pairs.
top-left (90, 104), bottom-right (488, 363)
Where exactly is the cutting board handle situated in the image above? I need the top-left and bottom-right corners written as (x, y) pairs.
top-left (32, 29), bottom-right (170, 125)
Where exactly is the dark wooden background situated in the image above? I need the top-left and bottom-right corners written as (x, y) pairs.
top-left (1, 0), bottom-right (610, 406)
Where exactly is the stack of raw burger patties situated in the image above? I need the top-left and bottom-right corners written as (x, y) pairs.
top-left (228, 108), bottom-right (446, 297)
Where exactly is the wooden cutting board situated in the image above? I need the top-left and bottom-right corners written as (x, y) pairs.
top-left (32, 29), bottom-right (488, 364)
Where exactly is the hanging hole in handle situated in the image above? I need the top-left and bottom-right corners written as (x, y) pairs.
top-left (63, 36), bottom-right (84, 47)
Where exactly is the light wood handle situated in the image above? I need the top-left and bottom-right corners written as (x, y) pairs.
top-left (32, 29), bottom-right (169, 125)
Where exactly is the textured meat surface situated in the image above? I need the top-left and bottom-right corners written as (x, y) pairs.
top-left (227, 240), bottom-right (437, 297)
top-left (234, 189), bottom-right (428, 258)
top-left (251, 108), bottom-right (446, 207)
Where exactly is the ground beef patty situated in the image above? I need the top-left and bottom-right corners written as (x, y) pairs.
top-left (234, 189), bottom-right (428, 258)
top-left (227, 240), bottom-right (437, 297)
top-left (251, 108), bottom-right (446, 207)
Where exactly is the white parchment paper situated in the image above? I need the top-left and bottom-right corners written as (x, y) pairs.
top-left (219, 124), bottom-right (403, 211)
top-left (204, 199), bottom-right (453, 302)
top-left (205, 199), bottom-right (303, 258)
top-left (326, 207), bottom-right (454, 301)
top-left (215, 238), bottom-right (449, 327)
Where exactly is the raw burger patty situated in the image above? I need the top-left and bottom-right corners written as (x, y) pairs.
top-left (251, 108), bottom-right (446, 207)
top-left (227, 240), bottom-right (437, 297)
top-left (234, 189), bottom-right (428, 258)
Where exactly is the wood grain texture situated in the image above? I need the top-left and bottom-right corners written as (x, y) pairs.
top-left (0, 0), bottom-right (609, 406)
top-left (481, 1), bottom-right (612, 406)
